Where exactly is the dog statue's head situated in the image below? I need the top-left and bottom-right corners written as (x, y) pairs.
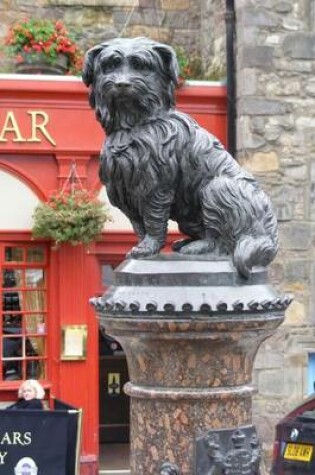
top-left (82, 37), bottom-right (179, 132)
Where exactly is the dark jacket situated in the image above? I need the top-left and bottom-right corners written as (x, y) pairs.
top-left (6, 398), bottom-right (43, 410)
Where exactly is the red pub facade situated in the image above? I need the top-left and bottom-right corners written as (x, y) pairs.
top-left (0, 75), bottom-right (226, 474)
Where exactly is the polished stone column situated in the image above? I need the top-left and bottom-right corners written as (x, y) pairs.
top-left (93, 255), bottom-right (290, 474)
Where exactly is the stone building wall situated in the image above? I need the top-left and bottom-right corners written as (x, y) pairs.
top-left (235, 0), bottom-right (315, 469)
top-left (0, 0), bottom-right (229, 76)
top-left (0, 0), bottom-right (214, 72)
top-left (201, 0), bottom-right (227, 75)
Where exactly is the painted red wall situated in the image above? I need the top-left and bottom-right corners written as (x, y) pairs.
top-left (0, 76), bottom-right (226, 474)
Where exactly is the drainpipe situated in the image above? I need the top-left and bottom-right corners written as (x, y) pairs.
top-left (225, 0), bottom-right (236, 158)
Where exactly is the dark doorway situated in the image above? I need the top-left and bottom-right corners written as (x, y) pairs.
top-left (99, 261), bottom-right (130, 446)
top-left (99, 328), bottom-right (130, 443)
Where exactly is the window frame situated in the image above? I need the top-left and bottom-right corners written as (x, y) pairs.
top-left (0, 243), bottom-right (49, 382)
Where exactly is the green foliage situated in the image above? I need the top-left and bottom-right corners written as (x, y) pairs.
top-left (3, 18), bottom-right (83, 75)
top-left (174, 46), bottom-right (226, 81)
top-left (32, 189), bottom-right (111, 247)
top-left (175, 46), bottom-right (204, 80)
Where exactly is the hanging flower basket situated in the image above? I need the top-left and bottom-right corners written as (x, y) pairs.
top-left (32, 188), bottom-right (111, 247)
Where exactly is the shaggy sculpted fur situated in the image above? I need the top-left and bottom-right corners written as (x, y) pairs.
top-left (83, 37), bottom-right (278, 278)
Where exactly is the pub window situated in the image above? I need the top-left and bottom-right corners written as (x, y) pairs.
top-left (1, 245), bottom-right (48, 381)
top-left (101, 263), bottom-right (115, 289)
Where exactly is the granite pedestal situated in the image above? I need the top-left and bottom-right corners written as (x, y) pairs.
top-left (92, 255), bottom-right (290, 474)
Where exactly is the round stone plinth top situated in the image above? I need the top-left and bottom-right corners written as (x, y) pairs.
top-left (91, 254), bottom-right (292, 317)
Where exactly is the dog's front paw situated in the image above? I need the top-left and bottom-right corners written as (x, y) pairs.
top-left (128, 235), bottom-right (162, 258)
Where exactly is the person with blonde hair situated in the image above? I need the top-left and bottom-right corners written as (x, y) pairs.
top-left (7, 379), bottom-right (45, 410)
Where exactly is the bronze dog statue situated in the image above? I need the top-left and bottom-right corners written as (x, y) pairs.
top-left (83, 37), bottom-right (278, 277)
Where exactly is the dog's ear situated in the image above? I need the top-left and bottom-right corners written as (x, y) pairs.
top-left (153, 44), bottom-right (179, 86)
top-left (82, 44), bottom-right (104, 86)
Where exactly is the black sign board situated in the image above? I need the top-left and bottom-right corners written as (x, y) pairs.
top-left (0, 400), bottom-right (81, 475)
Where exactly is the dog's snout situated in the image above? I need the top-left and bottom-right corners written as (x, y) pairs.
top-left (115, 80), bottom-right (131, 89)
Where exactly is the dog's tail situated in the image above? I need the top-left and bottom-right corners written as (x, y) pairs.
top-left (233, 234), bottom-right (278, 278)
top-left (202, 175), bottom-right (278, 278)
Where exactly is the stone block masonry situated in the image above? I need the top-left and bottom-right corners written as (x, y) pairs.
top-left (0, 0), bottom-right (215, 73)
top-left (0, 0), bottom-right (229, 78)
top-left (236, 0), bottom-right (315, 471)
